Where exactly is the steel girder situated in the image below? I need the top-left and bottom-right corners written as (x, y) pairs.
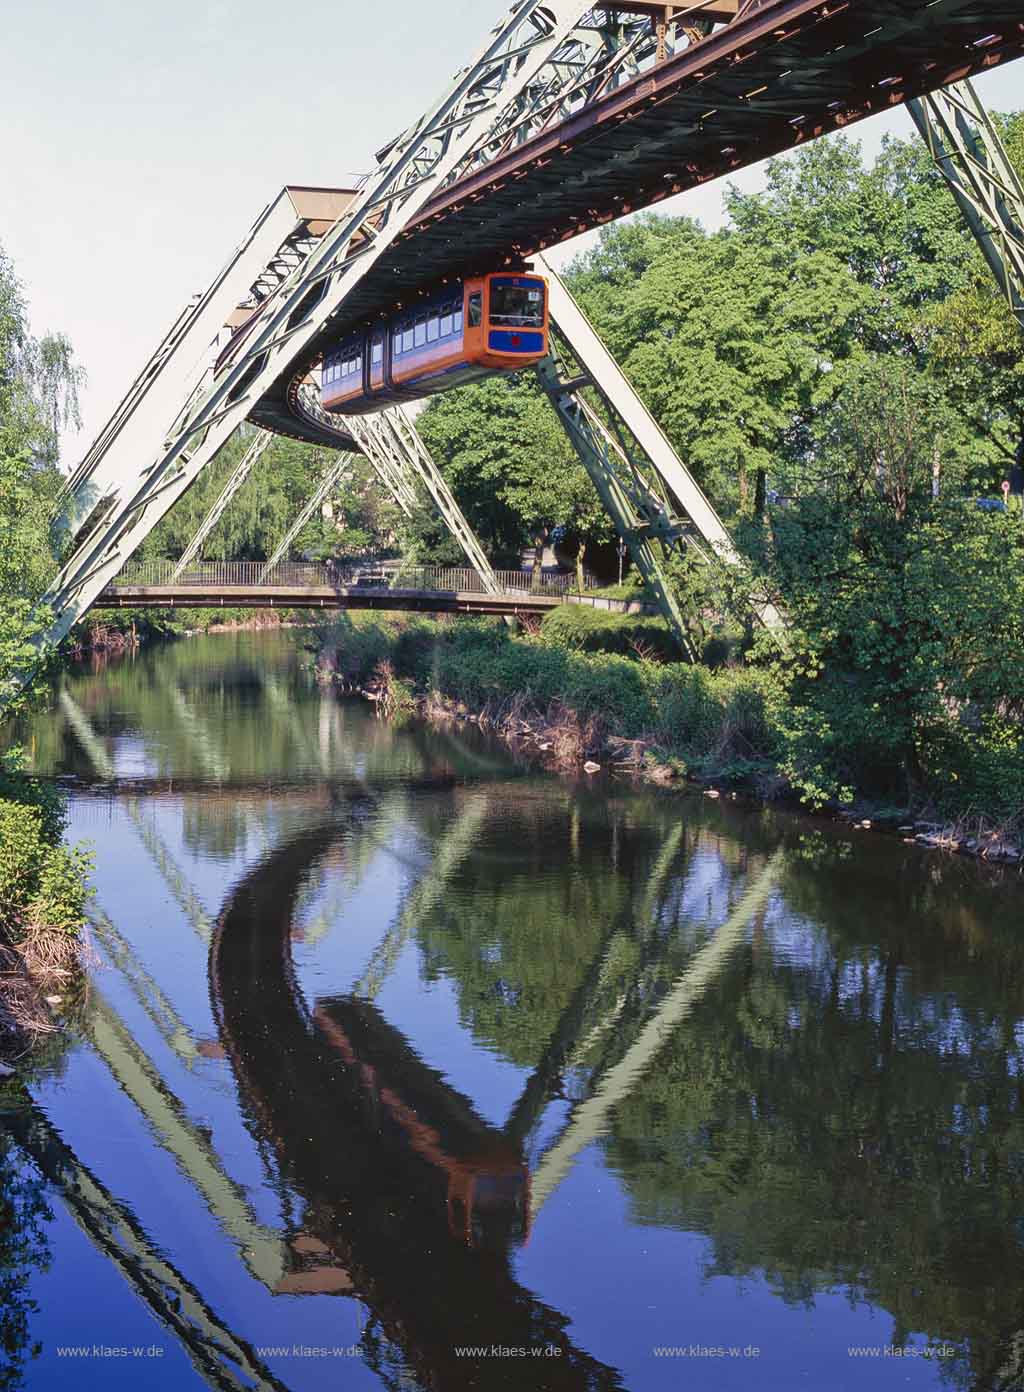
top-left (346, 409), bottom-right (505, 595)
top-left (908, 79), bottom-right (1024, 331)
top-left (259, 454), bottom-right (355, 578)
top-left (172, 429), bottom-right (274, 578)
top-left (535, 345), bottom-right (699, 658)
top-left (297, 385), bottom-right (417, 515)
top-left (57, 190), bottom-right (356, 541)
top-left (29, 1), bottom-right (597, 675)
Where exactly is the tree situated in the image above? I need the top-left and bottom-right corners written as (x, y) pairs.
top-left (0, 244), bottom-right (80, 710)
top-left (416, 374), bottom-right (613, 576)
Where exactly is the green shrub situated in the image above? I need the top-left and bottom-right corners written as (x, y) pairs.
top-left (0, 753), bottom-right (67, 844)
top-left (0, 802), bottom-right (46, 918)
top-left (540, 605), bottom-right (678, 661)
top-left (26, 844), bottom-right (94, 935)
top-left (0, 769), bottom-right (92, 941)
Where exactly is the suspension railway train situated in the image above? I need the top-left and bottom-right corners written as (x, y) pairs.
top-left (320, 271), bottom-right (549, 415)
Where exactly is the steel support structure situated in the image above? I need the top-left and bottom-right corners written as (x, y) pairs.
top-left (347, 409), bottom-right (504, 595)
top-left (908, 78), bottom-right (1024, 332)
top-left (259, 454), bottom-right (354, 578)
top-left (172, 429), bottom-right (273, 577)
top-left (31, 1), bottom-right (600, 670)
top-left (536, 256), bottom-right (782, 652)
top-left (56, 189), bottom-right (356, 542)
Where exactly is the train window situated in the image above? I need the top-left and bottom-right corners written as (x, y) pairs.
top-left (468, 293), bottom-right (482, 328)
top-left (426, 314), bottom-right (439, 343)
top-left (490, 281), bottom-right (545, 327)
top-left (454, 305), bottom-right (464, 334)
top-left (440, 309), bottom-right (452, 337)
top-left (403, 326), bottom-right (414, 353)
top-left (414, 317), bottom-right (427, 348)
top-left (393, 327), bottom-right (403, 355)
top-left (372, 338), bottom-right (383, 365)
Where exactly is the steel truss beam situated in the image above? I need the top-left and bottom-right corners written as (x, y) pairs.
top-left (173, 429), bottom-right (273, 578)
top-left (297, 386), bottom-right (416, 515)
top-left (259, 454), bottom-right (354, 578)
top-left (346, 408), bottom-right (504, 595)
top-left (30, 1), bottom-right (596, 674)
top-left (57, 189), bottom-right (355, 541)
top-left (908, 78), bottom-right (1024, 332)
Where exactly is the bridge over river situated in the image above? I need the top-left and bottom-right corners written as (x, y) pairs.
top-left (96, 560), bottom-right (654, 618)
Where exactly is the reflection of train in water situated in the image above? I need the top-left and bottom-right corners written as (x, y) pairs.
top-left (210, 821), bottom-right (623, 1391)
top-left (320, 272), bottom-right (549, 415)
top-left (314, 997), bottom-right (531, 1250)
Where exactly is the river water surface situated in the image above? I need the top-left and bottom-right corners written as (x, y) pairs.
top-left (3, 630), bottom-right (1024, 1391)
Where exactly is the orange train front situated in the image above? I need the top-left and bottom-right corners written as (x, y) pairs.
top-left (320, 271), bottom-right (549, 415)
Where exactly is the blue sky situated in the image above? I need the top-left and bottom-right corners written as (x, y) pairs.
top-left (1, 0), bottom-right (1021, 467)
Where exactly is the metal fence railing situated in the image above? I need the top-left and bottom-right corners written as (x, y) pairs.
top-left (109, 559), bottom-right (600, 597)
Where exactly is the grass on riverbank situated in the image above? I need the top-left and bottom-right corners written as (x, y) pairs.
top-left (312, 609), bottom-right (1024, 851)
top-left (315, 610), bottom-right (780, 788)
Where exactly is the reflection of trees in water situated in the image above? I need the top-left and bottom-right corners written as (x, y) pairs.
top-left (600, 831), bottom-right (1024, 1389)
top-left (401, 795), bottom-right (1024, 1387)
top-left (0, 1038), bottom-right (75, 1391)
top-left (0, 1129), bottom-right (52, 1391)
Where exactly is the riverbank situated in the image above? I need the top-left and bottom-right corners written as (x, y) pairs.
top-left (313, 611), bottom-right (1023, 869)
top-left (67, 605), bottom-right (302, 656)
top-left (0, 763), bottom-right (92, 1060)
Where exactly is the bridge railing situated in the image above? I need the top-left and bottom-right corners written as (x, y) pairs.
top-left (108, 559), bottom-right (598, 597)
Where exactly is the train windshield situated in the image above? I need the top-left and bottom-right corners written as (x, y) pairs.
top-left (489, 281), bottom-right (545, 328)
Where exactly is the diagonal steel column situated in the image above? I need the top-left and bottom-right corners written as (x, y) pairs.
top-left (28, 1), bottom-right (595, 676)
top-left (347, 408), bottom-right (503, 595)
top-left (258, 454), bottom-right (355, 580)
top-left (172, 429), bottom-right (273, 578)
top-left (298, 386), bottom-right (416, 516)
top-left (536, 254), bottom-right (782, 653)
top-left (908, 79), bottom-right (1024, 332)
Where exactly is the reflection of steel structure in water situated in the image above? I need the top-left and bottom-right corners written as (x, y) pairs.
top-left (4, 1104), bottom-right (287, 1392)
top-left (351, 792), bottom-right (490, 1000)
top-left (210, 823), bottom-right (625, 1390)
top-left (530, 852), bottom-right (781, 1213)
top-left (90, 909), bottom-right (205, 1067)
top-left (85, 990), bottom-right (287, 1288)
top-left (207, 812), bottom-right (779, 1385)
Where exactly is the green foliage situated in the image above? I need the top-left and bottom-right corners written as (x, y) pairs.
top-left (539, 605), bottom-right (677, 661)
top-left (321, 613), bottom-right (780, 780)
top-left (138, 437), bottom-right (398, 567)
top-left (0, 802), bottom-right (46, 912)
top-left (26, 842), bottom-right (93, 935)
top-left (0, 242), bottom-right (86, 712)
top-left (415, 373), bottom-right (612, 564)
top-left (0, 797), bottom-right (92, 940)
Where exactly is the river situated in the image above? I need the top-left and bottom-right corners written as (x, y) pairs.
top-left (2, 629), bottom-right (1023, 1391)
